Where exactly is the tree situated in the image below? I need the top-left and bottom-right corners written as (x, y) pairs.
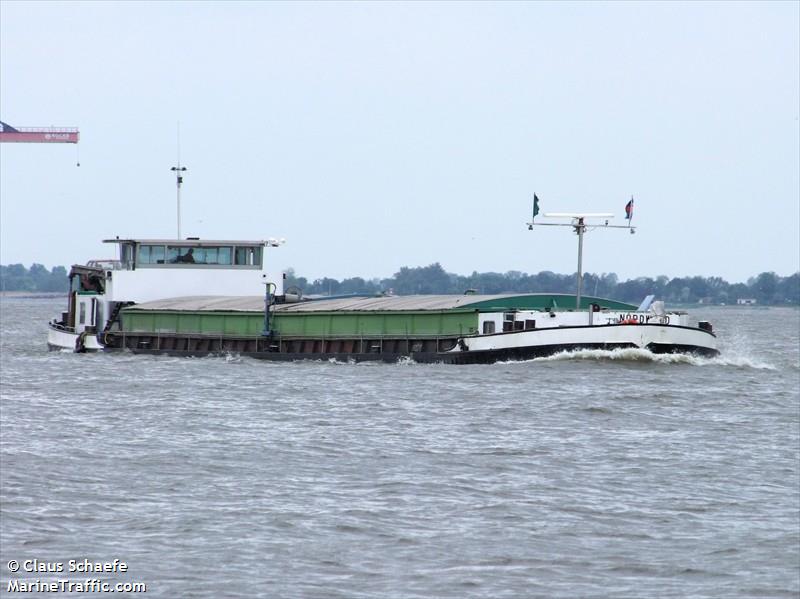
top-left (1, 264), bottom-right (33, 291)
top-left (0, 263), bottom-right (69, 292)
top-left (43, 266), bottom-right (68, 292)
top-left (283, 267), bottom-right (308, 293)
top-left (751, 272), bottom-right (779, 304)
top-left (4, 261), bottom-right (799, 304)
top-left (391, 263), bottom-right (452, 294)
top-left (778, 273), bottom-right (800, 304)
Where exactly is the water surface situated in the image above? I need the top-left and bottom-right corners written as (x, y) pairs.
top-left (1, 299), bottom-right (798, 598)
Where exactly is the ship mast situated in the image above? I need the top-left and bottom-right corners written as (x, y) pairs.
top-left (527, 197), bottom-right (636, 309)
top-left (171, 163), bottom-right (187, 239)
top-left (170, 123), bottom-right (187, 239)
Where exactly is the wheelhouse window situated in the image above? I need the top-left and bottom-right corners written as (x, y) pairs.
top-left (165, 245), bottom-right (235, 265)
top-left (235, 246), bottom-right (262, 266)
top-left (133, 243), bottom-right (261, 267)
top-left (120, 244), bottom-right (134, 266)
top-left (167, 246), bottom-right (194, 264)
top-left (138, 244), bottom-right (166, 265)
top-left (193, 246), bottom-right (233, 265)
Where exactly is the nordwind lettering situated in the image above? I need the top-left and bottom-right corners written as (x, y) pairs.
top-left (616, 313), bottom-right (670, 325)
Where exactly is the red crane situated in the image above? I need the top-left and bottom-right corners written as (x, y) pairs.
top-left (0, 120), bottom-right (79, 143)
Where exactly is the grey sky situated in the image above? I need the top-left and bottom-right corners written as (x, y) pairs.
top-left (1, 1), bottom-right (798, 283)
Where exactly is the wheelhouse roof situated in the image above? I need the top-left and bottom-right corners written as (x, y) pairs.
top-left (102, 238), bottom-right (268, 246)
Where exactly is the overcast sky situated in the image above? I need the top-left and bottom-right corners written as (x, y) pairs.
top-left (1, 1), bottom-right (798, 283)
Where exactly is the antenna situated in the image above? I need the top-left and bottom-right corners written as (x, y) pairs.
top-left (170, 122), bottom-right (187, 239)
top-left (526, 195), bottom-right (637, 309)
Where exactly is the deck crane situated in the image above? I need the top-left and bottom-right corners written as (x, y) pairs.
top-left (0, 120), bottom-right (80, 164)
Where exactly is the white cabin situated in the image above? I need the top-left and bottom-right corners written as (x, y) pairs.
top-left (100, 238), bottom-right (282, 302)
top-left (60, 238), bottom-right (283, 341)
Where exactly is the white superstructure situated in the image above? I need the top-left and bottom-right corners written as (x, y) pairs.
top-left (48, 237), bottom-right (283, 351)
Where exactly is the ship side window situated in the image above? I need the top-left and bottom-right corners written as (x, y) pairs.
top-left (200, 247), bottom-right (217, 264)
top-left (151, 245), bottom-right (165, 264)
top-left (154, 245), bottom-right (250, 265)
top-left (193, 246), bottom-right (233, 265)
top-left (167, 246), bottom-right (196, 264)
top-left (139, 244), bottom-right (166, 265)
top-left (119, 244), bottom-right (134, 267)
top-left (235, 247), bottom-right (262, 266)
top-left (191, 247), bottom-right (208, 264)
top-left (218, 247), bottom-right (232, 265)
top-left (483, 321), bottom-right (496, 334)
top-left (79, 303), bottom-right (86, 325)
top-left (503, 312), bottom-right (515, 332)
top-left (235, 247), bottom-right (250, 265)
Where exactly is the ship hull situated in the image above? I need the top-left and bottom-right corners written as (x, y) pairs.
top-left (72, 322), bottom-right (717, 363)
top-left (47, 324), bottom-right (105, 352)
top-left (47, 284), bottom-right (718, 363)
top-left (460, 322), bottom-right (717, 355)
top-left (113, 341), bottom-right (718, 363)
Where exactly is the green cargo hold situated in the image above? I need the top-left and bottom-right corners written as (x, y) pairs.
top-left (120, 293), bottom-right (636, 338)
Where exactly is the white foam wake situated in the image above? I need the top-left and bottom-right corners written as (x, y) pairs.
top-left (520, 347), bottom-right (777, 369)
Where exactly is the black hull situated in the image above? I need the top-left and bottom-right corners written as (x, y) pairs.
top-left (117, 341), bottom-right (719, 364)
top-left (646, 342), bottom-right (719, 357)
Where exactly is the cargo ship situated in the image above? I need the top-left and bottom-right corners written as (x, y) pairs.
top-left (47, 234), bottom-right (719, 362)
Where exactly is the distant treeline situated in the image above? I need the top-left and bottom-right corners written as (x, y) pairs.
top-left (1, 264), bottom-right (68, 292)
top-left (286, 264), bottom-right (799, 306)
top-left (1, 262), bottom-right (798, 305)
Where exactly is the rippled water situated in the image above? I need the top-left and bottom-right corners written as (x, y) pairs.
top-left (1, 298), bottom-right (798, 598)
